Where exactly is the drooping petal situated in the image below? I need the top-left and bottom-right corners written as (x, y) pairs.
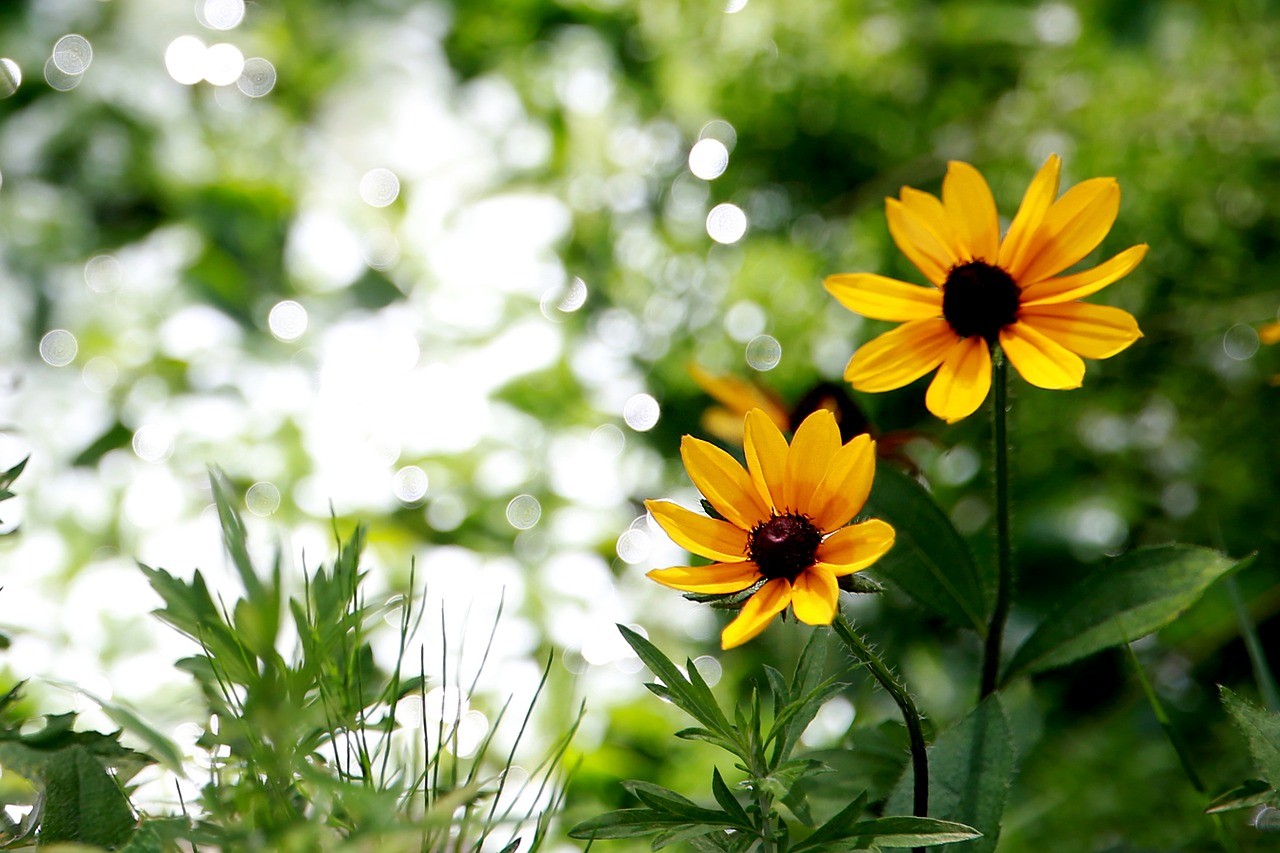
top-left (807, 434), bottom-right (876, 533)
top-left (998, 154), bottom-right (1061, 275)
top-left (886, 197), bottom-right (958, 286)
top-left (645, 499), bottom-right (749, 562)
top-left (999, 322), bottom-right (1085, 390)
top-left (1014, 177), bottom-right (1120, 284)
top-left (721, 578), bottom-right (793, 649)
top-left (1019, 302), bottom-right (1143, 359)
top-left (816, 519), bottom-right (896, 576)
top-left (1018, 244), bottom-right (1149, 305)
top-left (924, 336), bottom-right (993, 423)
top-left (844, 318), bottom-right (960, 393)
top-left (784, 408), bottom-right (842, 514)
top-left (824, 273), bottom-right (944, 321)
top-left (743, 408), bottom-right (788, 512)
top-left (791, 566), bottom-right (839, 626)
top-left (689, 363), bottom-right (789, 432)
top-left (647, 561), bottom-right (761, 593)
top-left (943, 161), bottom-right (1000, 263)
top-left (681, 435), bottom-right (770, 529)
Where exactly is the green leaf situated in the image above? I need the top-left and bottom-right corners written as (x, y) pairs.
top-left (568, 809), bottom-right (734, 840)
top-left (1205, 779), bottom-right (1276, 813)
top-left (710, 767), bottom-right (751, 826)
top-left (619, 626), bottom-right (734, 740)
top-left (653, 824), bottom-right (726, 849)
top-left (788, 790), bottom-right (868, 853)
top-left (622, 780), bottom-right (745, 826)
top-left (1002, 546), bottom-right (1243, 682)
top-left (887, 696), bottom-right (1013, 853)
top-left (1221, 686), bottom-right (1280, 788)
top-left (862, 465), bottom-right (989, 635)
top-left (847, 816), bottom-right (983, 847)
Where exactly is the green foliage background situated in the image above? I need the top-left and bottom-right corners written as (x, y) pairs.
top-left (1, 0), bottom-right (1279, 850)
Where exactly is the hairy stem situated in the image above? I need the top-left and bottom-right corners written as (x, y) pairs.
top-left (981, 348), bottom-right (1012, 698)
top-left (833, 614), bottom-right (929, 826)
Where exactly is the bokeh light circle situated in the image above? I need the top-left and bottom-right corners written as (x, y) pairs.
top-left (201, 0), bottom-right (246, 31)
top-left (688, 138), bottom-right (729, 180)
top-left (165, 36), bottom-right (207, 85)
top-left (706, 203), bottom-right (747, 244)
top-left (623, 393), bottom-right (660, 431)
top-left (0, 59), bottom-right (20, 97)
top-left (745, 334), bottom-right (782, 371)
top-left (505, 494), bottom-right (542, 530)
top-left (359, 168), bottom-right (400, 207)
top-left (39, 330), bottom-right (78, 366)
top-left (1223, 323), bottom-right (1260, 361)
top-left (52, 35), bottom-right (93, 75)
top-left (203, 43), bottom-right (245, 86)
top-left (237, 58), bottom-right (276, 97)
top-left (44, 57), bottom-right (82, 92)
top-left (246, 482), bottom-right (281, 516)
top-left (393, 466), bottom-right (429, 504)
top-left (268, 300), bottom-right (308, 342)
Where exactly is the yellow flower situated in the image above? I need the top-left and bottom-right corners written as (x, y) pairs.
top-left (645, 408), bottom-right (895, 649)
top-left (824, 155), bottom-right (1147, 423)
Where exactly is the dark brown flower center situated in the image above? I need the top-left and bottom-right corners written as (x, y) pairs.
top-left (748, 513), bottom-right (822, 581)
top-left (941, 260), bottom-right (1022, 344)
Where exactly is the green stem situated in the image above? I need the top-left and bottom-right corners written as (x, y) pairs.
top-left (1225, 575), bottom-right (1280, 711)
top-left (1124, 643), bottom-right (1242, 853)
top-left (981, 348), bottom-right (1012, 698)
top-left (833, 615), bottom-right (929, 823)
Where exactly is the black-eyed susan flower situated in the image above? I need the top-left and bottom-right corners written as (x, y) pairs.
top-left (824, 155), bottom-right (1147, 423)
top-left (688, 363), bottom-right (790, 447)
top-left (645, 407), bottom-right (895, 649)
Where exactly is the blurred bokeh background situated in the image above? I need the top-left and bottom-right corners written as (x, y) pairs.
top-left (1, 0), bottom-right (1279, 849)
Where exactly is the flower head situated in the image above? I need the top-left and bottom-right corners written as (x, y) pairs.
top-left (825, 155), bottom-right (1147, 423)
top-left (644, 408), bottom-right (895, 649)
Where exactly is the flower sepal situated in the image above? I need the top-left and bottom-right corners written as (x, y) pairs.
top-left (838, 573), bottom-right (884, 595)
top-left (682, 578), bottom-right (768, 610)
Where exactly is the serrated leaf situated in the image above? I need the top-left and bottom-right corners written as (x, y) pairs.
top-left (1221, 687), bottom-right (1280, 788)
top-left (29, 745), bottom-right (137, 847)
top-left (1003, 546), bottom-right (1243, 682)
top-left (1205, 779), bottom-right (1276, 813)
top-left (847, 816), bottom-right (982, 847)
top-left (862, 466), bottom-right (989, 635)
top-left (888, 696), bottom-right (1013, 853)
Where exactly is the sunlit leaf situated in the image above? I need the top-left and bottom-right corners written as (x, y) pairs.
top-left (1003, 546), bottom-right (1244, 681)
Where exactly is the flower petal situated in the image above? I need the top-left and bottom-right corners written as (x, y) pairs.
top-left (844, 318), bottom-right (960, 393)
top-left (647, 561), bottom-right (761, 593)
top-left (1019, 244), bottom-right (1149, 305)
top-left (999, 322), bottom-right (1085, 390)
top-left (886, 197), bottom-right (958, 286)
top-left (924, 336), bottom-right (993, 423)
top-left (721, 578), bottom-right (792, 649)
top-left (1019, 302), bottom-right (1142, 359)
top-left (824, 273), bottom-right (944, 321)
top-left (998, 154), bottom-right (1061, 276)
top-left (816, 519), bottom-right (896, 576)
top-left (807, 434), bottom-right (876, 533)
top-left (645, 499), bottom-right (749, 562)
top-left (681, 435), bottom-right (770, 529)
top-left (943, 161), bottom-right (1000, 263)
top-left (689, 363), bottom-right (789, 433)
top-left (743, 408), bottom-right (788, 512)
top-left (784, 408), bottom-right (842, 514)
top-left (791, 566), bottom-right (839, 626)
top-left (901, 186), bottom-right (962, 260)
top-left (1015, 177), bottom-right (1120, 283)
